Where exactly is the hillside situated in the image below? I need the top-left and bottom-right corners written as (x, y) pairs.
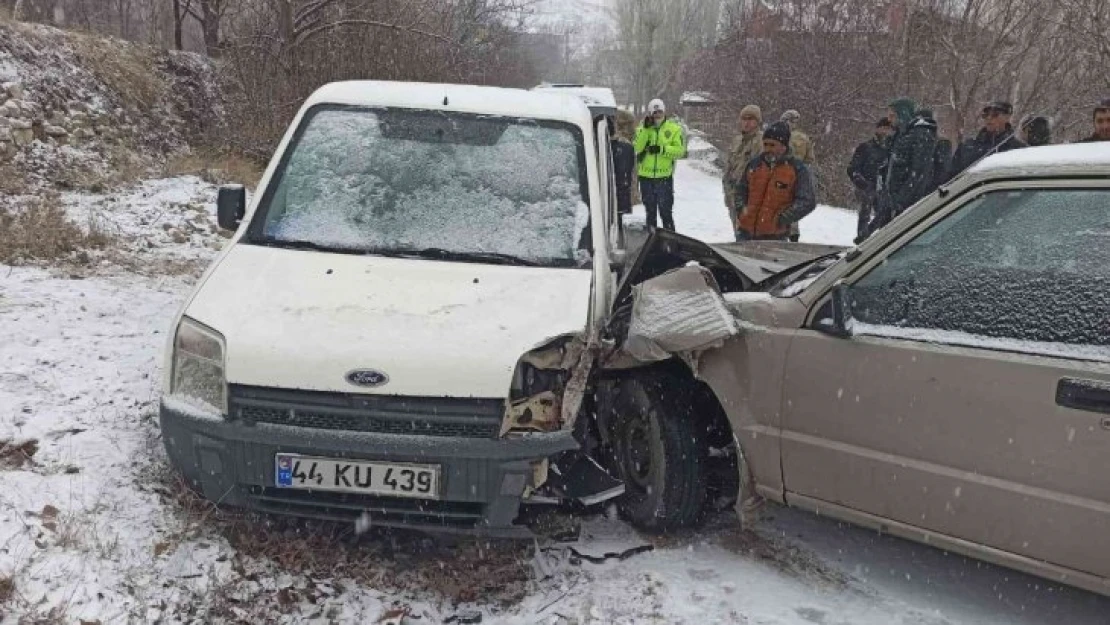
top-left (0, 18), bottom-right (222, 193)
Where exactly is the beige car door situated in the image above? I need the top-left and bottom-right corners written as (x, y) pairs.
top-left (779, 183), bottom-right (1110, 583)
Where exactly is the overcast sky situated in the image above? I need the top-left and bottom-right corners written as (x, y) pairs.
top-left (530, 0), bottom-right (614, 27)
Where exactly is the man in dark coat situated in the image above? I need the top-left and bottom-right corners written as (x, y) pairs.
top-left (1021, 115), bottom-right (1052, 146)
top-left (947, 101), bottom-right (1026, 181)
top-left (913, 108), bottom-right (953, 195)
top-left (608, 117), bottom-right (635, 224)
top-left (1078, 99), bottom-right (1110, 143)
top-left (847, 118), bottom-right (891, 241)
top-left (869, 98), bottom-right (938, 235)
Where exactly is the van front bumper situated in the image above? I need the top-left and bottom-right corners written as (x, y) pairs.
top-left (159, 395), bottom-right (578, 537)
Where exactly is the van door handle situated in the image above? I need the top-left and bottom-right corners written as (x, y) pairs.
top-left (1056, 378), bottom-right (1110, 416)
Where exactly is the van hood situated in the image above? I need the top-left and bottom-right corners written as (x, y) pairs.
top-left (184, 244), bottom-right (592, 398)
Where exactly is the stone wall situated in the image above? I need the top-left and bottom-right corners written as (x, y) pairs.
top-left (0, 79), bottom-right (128, 159)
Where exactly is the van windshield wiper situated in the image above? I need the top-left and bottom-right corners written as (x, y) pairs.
top-left (255, 236), bottom-right (364, 255)
top-left (253, 238), bottom-right (543, 266)
top-left (390, 247), bottom-right (541, 267)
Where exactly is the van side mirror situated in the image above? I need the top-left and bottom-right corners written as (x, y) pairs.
top-left (816, 282), bottom-right (853, 338)
top-left (217, 184), bottom-right (246, 231)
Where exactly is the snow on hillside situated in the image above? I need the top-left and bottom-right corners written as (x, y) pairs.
top-left (0, 20), bottom-right (222, 192)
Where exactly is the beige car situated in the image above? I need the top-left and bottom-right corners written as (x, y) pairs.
top-left (602, 144), bottom-right (1110, 596)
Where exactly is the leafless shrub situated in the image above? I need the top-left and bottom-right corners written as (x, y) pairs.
top-left (164, 147), bottom-right (263, 187)
top-left (0, 194), bottom-right (113, 264)
top-left (0, 575), bottom-right (13, 607)
top-left (69, 31), bottom-right (166, 110)
top-left (0, 438), bottom-right (39, 470)
top-left (105, 143), bottom-right (153, 184)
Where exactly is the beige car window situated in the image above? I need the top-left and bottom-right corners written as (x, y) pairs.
top-left (850, 188), bottom-right (1110, 348)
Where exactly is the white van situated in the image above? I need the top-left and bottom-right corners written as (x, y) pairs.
top-left (160, 81), bottom-right (628, 535)
top-left (160, 80), bottom-right (840, 537)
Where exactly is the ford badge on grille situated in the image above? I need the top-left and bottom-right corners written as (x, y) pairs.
top-left (345, 369), bottom-right (389, 388)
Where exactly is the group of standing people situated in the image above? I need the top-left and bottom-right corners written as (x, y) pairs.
top-left (722, 106), bottom-right (819, 241)
top-left (848, 97), bottom-right (1110, 243)
top-left (617, 95), bottom-right (1110, 244)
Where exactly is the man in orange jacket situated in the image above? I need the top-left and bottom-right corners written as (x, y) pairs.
top-left (734, 122), bottom-right (817, 241)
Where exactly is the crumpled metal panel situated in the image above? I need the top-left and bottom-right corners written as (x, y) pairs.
top-left (623, 264), bottom-right (741, 363)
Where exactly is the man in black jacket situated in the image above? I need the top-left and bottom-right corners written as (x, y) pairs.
top-left (947, 101), bottom-right (1026, 181)
top-left (847, 118), bottom-right (891, 241)
top-left (870, 99), bottom-right (938, 236)
top-left (608, 117), bottom-right (635, 225)
top-left (1021, 115), bottom-right (1052, 146)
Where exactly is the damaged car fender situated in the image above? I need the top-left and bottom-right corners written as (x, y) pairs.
top-left (600, 229), bottom-right (838, 520)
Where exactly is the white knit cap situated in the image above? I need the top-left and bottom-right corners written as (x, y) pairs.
top-left (648, 99), bottom-right (666, 114)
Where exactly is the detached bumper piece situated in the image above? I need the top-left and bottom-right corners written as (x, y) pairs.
top-left (542, 452), bottom-right (625, 507)
top-left (160, 387), bottom-right (578, 537)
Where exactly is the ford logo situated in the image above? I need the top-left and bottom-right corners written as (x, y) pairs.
top-left (345, 369), bottom-right (389, 388)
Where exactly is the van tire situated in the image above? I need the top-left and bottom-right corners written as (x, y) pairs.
top-left (609, 374), bottom-right (708, 531)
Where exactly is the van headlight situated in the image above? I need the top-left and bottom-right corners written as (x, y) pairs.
top-left (171, 317), bottom-right (227, 413)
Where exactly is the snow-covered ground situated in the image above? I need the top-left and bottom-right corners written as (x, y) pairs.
top-left (2, 171), bottom-right (1108, 624)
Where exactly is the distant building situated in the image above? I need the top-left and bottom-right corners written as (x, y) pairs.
top-left (680, 91), bottom-right (725, 129)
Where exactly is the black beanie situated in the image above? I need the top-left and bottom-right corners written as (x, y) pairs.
top-left (763, 121), bottom-right (791, 146)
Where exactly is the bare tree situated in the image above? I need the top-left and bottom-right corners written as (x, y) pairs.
top-left (216, 0), bottom-right (543, 156)
top-left (184, 0), bottom-right (233, 56)
top-left (13, 0), bottom-right (59, 24)
top-left (611, 0), bottom-right (722, 112)
top-left (172, 0), bottom-right (194, 49)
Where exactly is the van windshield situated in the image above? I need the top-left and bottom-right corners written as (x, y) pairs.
top-left (248, 106), bottom-right (591, 268)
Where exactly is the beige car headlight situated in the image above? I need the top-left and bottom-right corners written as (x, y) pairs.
top-left (171, 317), bottom-right (227, 413)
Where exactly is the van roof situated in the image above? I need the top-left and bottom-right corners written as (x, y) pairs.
top-left (532, 85), bottom-right (618, 110)
top-left (305, 81), bottom-right (593, 127)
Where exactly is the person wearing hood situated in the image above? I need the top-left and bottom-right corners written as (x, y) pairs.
top-left (723, 104), bottom-right (764, 236)
top-left (871, 97), bottom-right (938, 234)
top-left (733, 122), bottom-right (817, 241)
top-left (1078, 99), bottom-right (1110, 143)
top-left (1021, 115), bottom-right (1052, 146)
top-left (634, 98), bottom-right (686, 230)
top-left (947, 101), bottom-right (1026, 181)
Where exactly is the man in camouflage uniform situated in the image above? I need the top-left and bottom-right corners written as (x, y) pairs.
top-left (723, 104), bottom-right (763, 237)
top-left (780, 110), bottom-right (815, 242)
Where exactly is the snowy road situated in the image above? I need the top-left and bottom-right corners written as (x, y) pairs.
top-left (1, 172), bottom-right (1108, 623)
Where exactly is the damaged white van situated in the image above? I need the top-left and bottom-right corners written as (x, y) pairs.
top-left (160, 81), bottom-right (632, 536)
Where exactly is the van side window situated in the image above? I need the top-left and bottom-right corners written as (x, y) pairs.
top-left (850, 189), bottom-right (1110, 349)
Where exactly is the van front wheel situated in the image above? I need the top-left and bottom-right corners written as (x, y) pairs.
top-left (609, 375), bottom-right (708, 531)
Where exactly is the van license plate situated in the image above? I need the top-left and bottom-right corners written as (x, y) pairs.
top-left (275, 454), bottom-right (440, 499)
